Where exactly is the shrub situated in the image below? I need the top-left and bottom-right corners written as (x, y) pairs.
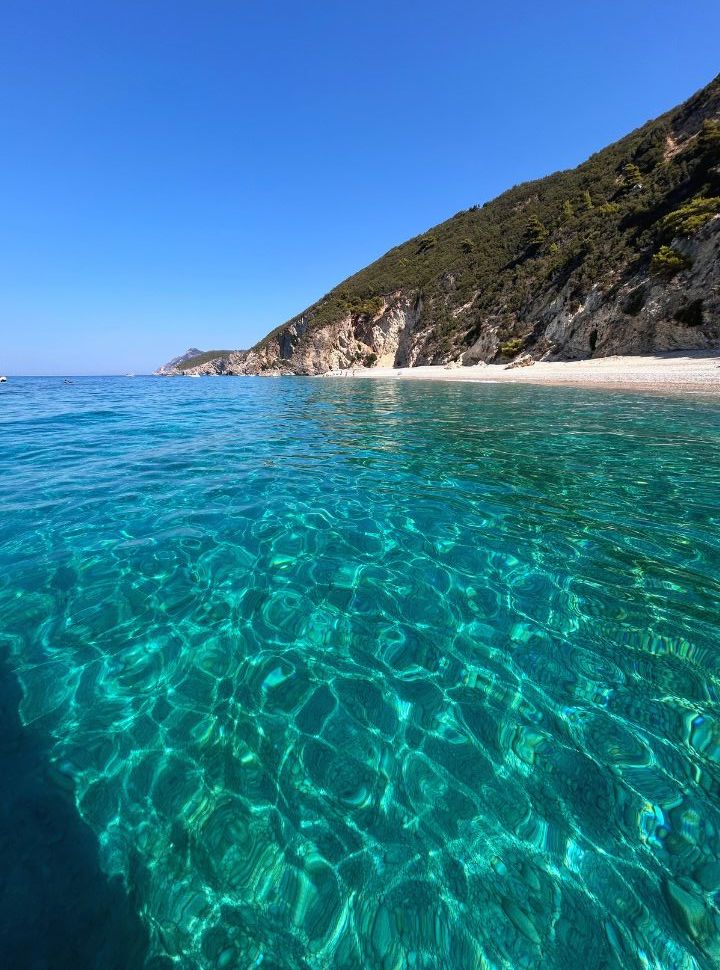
top-left (356, 296), bottom-right (384, 318)
top-left (661, 196), bottom-right (720, 237)
top-left (633, 125), bottom-right (668, 172)
top-left (622, 162), bottom-right (643, 188)
top-left (416, 235), bottom-right (436, 254)
top-left (525, 216), bottom-right (548, 248)
top-left (460, 238), bottom-right (475, 253)
top-left (365, 351), bottom-right (378, 366)
top-left (499, 337), bottom-right (524, 357)
top-left (699, 119), bottom-right (720, 158)
top-left (650, 245), bottom-right (692, 278)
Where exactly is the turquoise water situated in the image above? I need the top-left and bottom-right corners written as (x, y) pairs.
top-left (2, 376), bottom-right (720, 969)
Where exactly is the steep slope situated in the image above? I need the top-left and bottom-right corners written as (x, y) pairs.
top-left (175, 75), bottom-right (720, 376)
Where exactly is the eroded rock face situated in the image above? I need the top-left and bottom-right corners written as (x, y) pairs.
top-left (460, 217), bottom-right (720, 369)
top-left (462, 324), bottom-right (502, 366)
top-left (179, 294), bottom-right (430, 376)
top-left (537, 217), bottom-right (720, 361)
top-left (366, 295), bottom-right (424, 368)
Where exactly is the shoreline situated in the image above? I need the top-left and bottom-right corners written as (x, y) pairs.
top-left (323, 351), bottom-right (720, 395)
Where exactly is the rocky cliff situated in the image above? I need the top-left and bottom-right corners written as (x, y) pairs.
top-left (161, 75), bottom-right (720, 377)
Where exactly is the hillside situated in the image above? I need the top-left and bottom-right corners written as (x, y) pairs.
top-left (154, 348), bottom-right (239, 375)
top-left (154, 348), bottom-right (205, 375)
top-left (161, 75), bottom-right (720, 376)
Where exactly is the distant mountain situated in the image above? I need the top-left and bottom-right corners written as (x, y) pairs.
top-left (155, 347), bottom-right (238, 375)
top-left (165, 75), bottom-right (720, 376)
top-left (154, 348), bottom-right (205, 375)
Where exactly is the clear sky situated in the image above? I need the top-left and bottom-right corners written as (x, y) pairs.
top-left (1, 1), bottom-right (719, 374)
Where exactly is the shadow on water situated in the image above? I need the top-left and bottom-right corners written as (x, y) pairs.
top-left (0, 653), bottom-right (150, 970)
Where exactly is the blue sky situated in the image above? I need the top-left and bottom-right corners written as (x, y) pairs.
top-left (1, 2), bottom-right (719, 374)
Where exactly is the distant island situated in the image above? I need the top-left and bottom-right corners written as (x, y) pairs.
top-left (156, 74), bottom-right (720, 379)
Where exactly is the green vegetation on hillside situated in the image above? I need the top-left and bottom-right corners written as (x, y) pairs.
top-left (661, 196), bottom-right (720, 237)
top-left (499, 337), bottom-right (525, 358)
top-left (650, 245), bottom-right (693, 278)
top-left (257, 74), bottom-right (720, 362)
top-left (179, 350), bottom-right (234, 370)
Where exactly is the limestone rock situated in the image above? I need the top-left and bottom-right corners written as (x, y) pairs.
top-left (504, 353), bottom-right (536, 370)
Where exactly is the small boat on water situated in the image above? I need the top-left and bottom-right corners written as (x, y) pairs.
top-left (0, 375), bottom-right (7, 383)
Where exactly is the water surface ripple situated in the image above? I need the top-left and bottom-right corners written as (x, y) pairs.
top-left (2, 376), bottom-right (720, 969)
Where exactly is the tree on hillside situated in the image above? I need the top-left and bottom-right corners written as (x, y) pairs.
top-left (622, 162), bottom-right (643, 189)
top-left (699, 119), bottom-right (720, 159)
top-left (525, 215), bottom-right (549, 249)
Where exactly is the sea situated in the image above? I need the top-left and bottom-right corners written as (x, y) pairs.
top-left (1, 375), bottom-right (720, 969)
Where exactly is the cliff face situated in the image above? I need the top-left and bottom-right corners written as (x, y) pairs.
top-left (462, 216), bottom-right (720, 363)
top-left (174, 297), bottom-right (427, 375)
top-left (163, 75), bottom-right (720, 377)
